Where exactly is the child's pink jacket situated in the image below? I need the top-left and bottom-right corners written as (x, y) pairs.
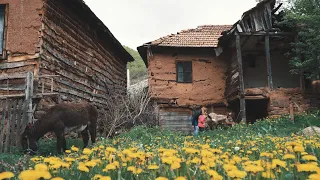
top-left (198, 115), bottom-right (206, 128)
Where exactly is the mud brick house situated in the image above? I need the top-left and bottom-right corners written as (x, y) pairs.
top-left (138, 0), bottom-right (319, 132)
top-left (137, 25), bottom-right (232, 132)
top-left (0, 0), bottom-right (133, 111)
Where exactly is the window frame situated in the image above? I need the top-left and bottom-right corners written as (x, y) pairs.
top-left (0, 4), bottom-right (8, 59)
top-left (176, 61), bottom-right (193, 83)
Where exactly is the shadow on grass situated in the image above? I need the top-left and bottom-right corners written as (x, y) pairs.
top-left (36, 138), bottom-right (85, 156)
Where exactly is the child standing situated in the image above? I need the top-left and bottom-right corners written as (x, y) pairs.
top-left (190, 106), bottom-right (201, 136)
top-left (198, 107), bottom-right (207, 132)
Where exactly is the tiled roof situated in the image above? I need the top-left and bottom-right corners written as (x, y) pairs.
top-left (149, 25), bottom-right (232, 48)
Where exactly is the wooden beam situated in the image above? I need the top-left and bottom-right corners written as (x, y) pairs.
top-left (265, 35), bottom-right (273, 90)
top-left (295, 36), bottom-right (305, 91)
top-left (239, 32), bottom-right (294, 36)
top-left (37, 74), bottom-right (60, 78)
top-left (7, 53), bottom-right (39, 62)
top-left (0, 75), bottom-right (26, 80)
top-left (236, 33), bottom-right (246, 123)
top-left (0, 61), bottom-right (37, 70)
top-left (245, 95), bottom-right (268, 100)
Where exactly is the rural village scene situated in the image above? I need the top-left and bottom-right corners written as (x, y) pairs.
top-left (0, 0), bottom-right (320, 179)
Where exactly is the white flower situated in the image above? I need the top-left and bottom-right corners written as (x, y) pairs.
top-left (234, 147), bottom-right (240, 151)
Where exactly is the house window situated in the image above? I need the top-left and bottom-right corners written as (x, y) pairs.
top-left (176, 61), bottom-right (192, 83)
top-left (0, 5), bottom-right (6, 55)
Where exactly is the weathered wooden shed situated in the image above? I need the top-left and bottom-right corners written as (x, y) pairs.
top-left (0, 0), bottom-right (133, 152)
top-left (218, 0), bottom-right (319, 123)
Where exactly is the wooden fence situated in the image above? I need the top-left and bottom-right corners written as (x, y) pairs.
top-left (0, 97), bottom-right (25, 152)
top-left (0, 72), bottom-right (58, 153)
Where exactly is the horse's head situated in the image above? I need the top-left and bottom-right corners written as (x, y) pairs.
top-left (21, 123), bottom-right (38, 155)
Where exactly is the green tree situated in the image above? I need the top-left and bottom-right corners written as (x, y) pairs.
top-left (124, 46), bottom-right (147, 84)
top-left (283, 0), bottom-right (320, 79)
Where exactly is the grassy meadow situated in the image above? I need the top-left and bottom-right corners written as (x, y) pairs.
top-left (1, 112), bottom-right (320, 180)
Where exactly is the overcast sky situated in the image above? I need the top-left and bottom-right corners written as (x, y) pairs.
top-left (84, 0), bottom-right (258, 50)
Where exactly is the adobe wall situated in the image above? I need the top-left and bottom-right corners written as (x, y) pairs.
top-left (0, 0), bottom-right (42, 56)
top-left (268, 88), bottom-right (319, 117)
top-left (0, 0), bottom-right (43, 95)
top-left (148, 50), bottom-right (228, 107)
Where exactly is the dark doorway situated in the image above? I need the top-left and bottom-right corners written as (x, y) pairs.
top-left (227, 98), bottom-right (269, 124)
top-left (245, 99), bottom-right (269, 124)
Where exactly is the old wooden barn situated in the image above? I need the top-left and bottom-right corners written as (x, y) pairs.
top-left (0, 0), bottom-right (133, 152)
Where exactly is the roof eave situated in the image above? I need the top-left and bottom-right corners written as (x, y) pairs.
top-left (71, 0), bottom-right (134, 63)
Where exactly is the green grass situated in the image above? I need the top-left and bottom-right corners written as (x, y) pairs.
top-left (1, 111), bottom-right (319, 178)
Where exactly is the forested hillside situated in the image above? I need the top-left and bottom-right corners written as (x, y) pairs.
top-left (124, 46), bottom-right (147, 85)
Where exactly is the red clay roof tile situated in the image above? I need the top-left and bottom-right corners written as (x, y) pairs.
top-left (150, 25), bottom-right (232, 48)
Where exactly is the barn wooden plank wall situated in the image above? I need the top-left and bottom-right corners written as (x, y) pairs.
top-left (40, 0), bottom-right (127, 106)
top-left (225, 53), bottom-right (240, 102)
top-left (159, 108), bottom-right (193, 133)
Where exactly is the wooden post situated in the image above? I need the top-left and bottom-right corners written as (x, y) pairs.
top-left (6, 78), bottom-right (9, 95)
top-left (0, 99), bottom-right (7, 152)
top-left (127, 68), bottom-right (130, 88)
top-left (4, 100), bottom-right (12, 153)
top-left (22, 72), bottom-right (34, 132)
top-left (289, 98), bottom-right (294, 121)
top-left (265, 35), bottom-right (273, 90)
top-left (15, 99), bottom-right (23, 147)
top-left (51, 78), bottom-right (54, 92)
top-left (42, 81), bottom-right (44, 94)
top-left (236, 33), bottom-right (246, 123)
top-left (295, 36), bottom-right (305, 91)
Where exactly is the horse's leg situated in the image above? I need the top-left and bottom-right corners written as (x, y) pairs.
top-left (62, 137), bottom-right (67, 152)
top-left (55, 130), bottom-right (65, 154)
top-left (81, 129), bottom-right (89, 148)
top-left (89, 123), bottom-right (96, 144)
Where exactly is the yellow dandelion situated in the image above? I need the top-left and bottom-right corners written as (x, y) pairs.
top-left (175, 176), bottom-right (186, 180)
top-left (302, 155), bottom-right (317, 161)
top-left (171, 162), bottom-right (181, 170)
top-left (309, 174), bottom-right (320, 180)
top-left (156, 177), bottom-right (168, 180)
top-left (262, 171), bottom-right (275, 179)
top-left (34, 164), bottom-right (48, 172)
top-left (296, 163), bottom-right (319, 172)
top-left (103, 164), bottom-right (117, 172)
top-left (283, 154), bottom-right (295, 160)
top-left (0, 172), bottom-right (14, 179)
top-left (71, 146), bottom-right (79, 152)
top-left (147, 164), bottom-right (159, 170)
top-left (18, 170), bottom-right (51, 180)
top-left (83, 148), bottom-right (93, 155)
top-left (293, 146), bottom-right (305, 153)
top-left (272, 159), bottom-right (287, 169)
top-left (78, 165), bottom-right (89, 172)
top-left (127, 166), bottom-right (135, 172)
top-left (51, 177), bottom-right (64, 180)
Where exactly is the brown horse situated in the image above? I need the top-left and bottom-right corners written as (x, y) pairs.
top-left (21, 102), bottom-right (98, 155)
